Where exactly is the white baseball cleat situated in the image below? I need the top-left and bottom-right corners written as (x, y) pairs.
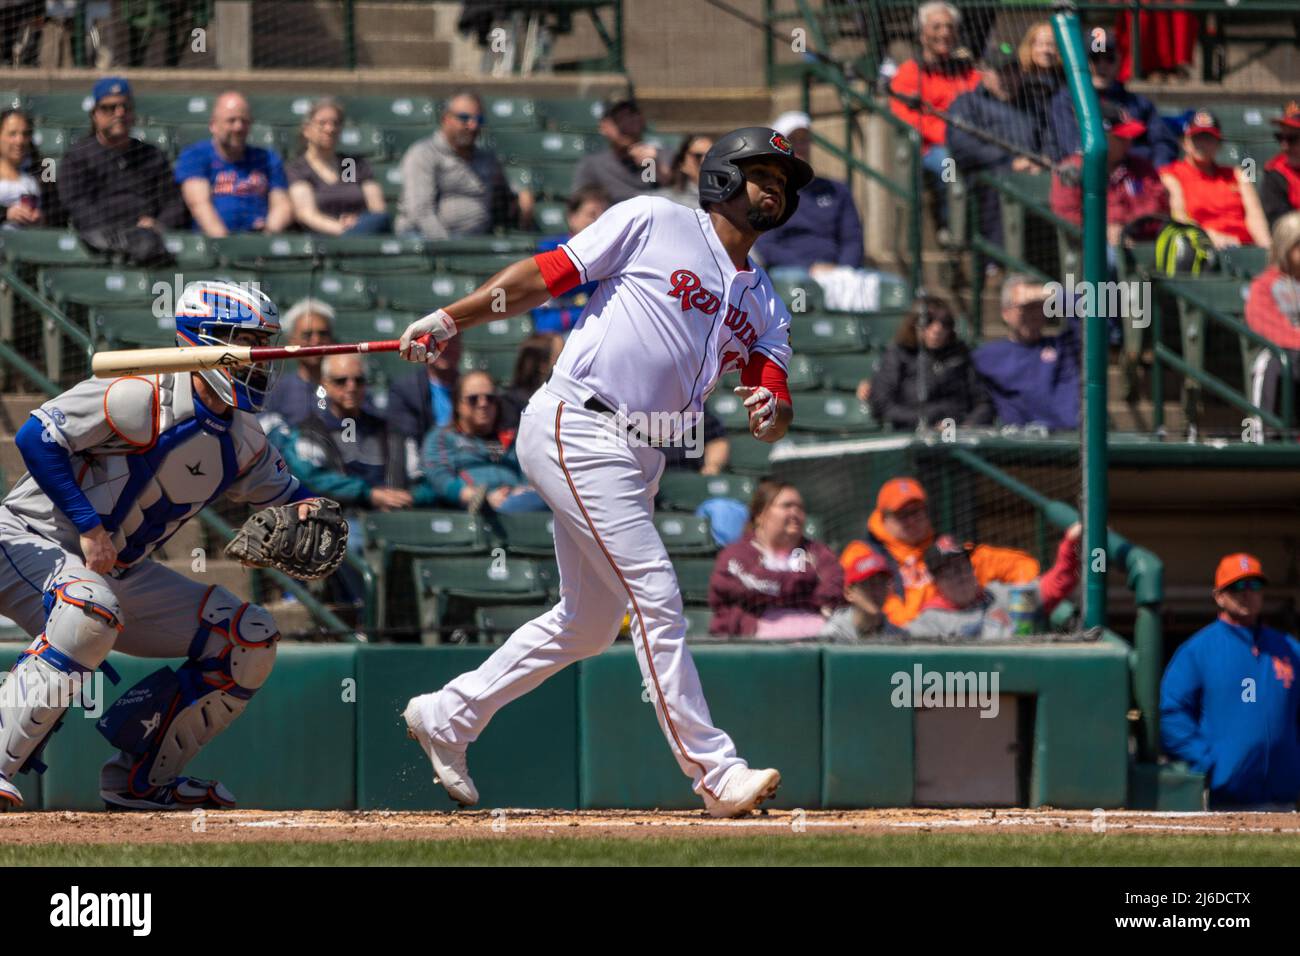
top-left (403, 696), bottom-right (479, 807)
top-left (704, 766), bottom-right (781, 818)
top-left (0, 772), bottom-right (24, 810)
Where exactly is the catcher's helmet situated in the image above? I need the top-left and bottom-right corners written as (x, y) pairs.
top-left (175, 279), bottom-right (282, 411)
top-left (698, 126), bottom-right (814, 227)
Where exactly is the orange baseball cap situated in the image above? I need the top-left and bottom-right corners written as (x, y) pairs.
top-left (877, 477), bottom-right (927, 513)
top-left (1214, 553), bottom-right (1267, 591)
top-left (845, 549), bottom-right (890, 586)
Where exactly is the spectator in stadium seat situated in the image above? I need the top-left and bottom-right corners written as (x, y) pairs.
top-left (59, 77), bottom-right (186, 235)
top-left (395, 90), bottom-right (525, 239)
top-left (708, 481), bottom-right (843, 639)
top-left (1048, 29), bottom-right (1179, 168)
top-left (1160, 110), bottom-right (1271, 249)
top-left (421, 370), bottom-right (545, 513)
top-left (947, 40), bottom-right (1049, 247)
top-left (1245, 211), bottom-right (1300, 427)
top-left (973, 274), bottom-right (1080, 431)
top-left (1050, 100), bottom-right (1169, 248)
top-left (866, 293), bottom-right (993, 431)
top-left (176, 90), bottom-right (292, 236)
top-left (839, 476), bottom-right (1039, 628)
top-left (661, 134), bottom-right (712, 209)
top-left (888, 0), bottom-right (979, 235)
top-left (1016, 21), bottom-right (1063, 157)
top-left (259, 298), bottom-right (336, 432)
top-left (1261, 102), bottom-right (1300, 230)
top-left (387, 334), bottom-right (462, 482)
top-left (753, 111), bottom-right (885, 311)
top-left (819, 548), bottom-right (903, 642)
top-left (571, 97), bottom-right (668, 204)
top-left (907, 525), bottom-right (1080, 640)
top-left (498, 332), bottom-right (564, 431)
top-left (287, 97), bottom-right (389, 236)
top-left (0, 108), bottom-right (42, 227)
top-left (533, 184), bottom-right (608, 333)
top-left (1161, 553), bottom-right (1300, 810)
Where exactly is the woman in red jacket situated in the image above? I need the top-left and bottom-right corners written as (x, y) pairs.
top-left (708, 481), bottom-right (844, 639)
top-left (1246, 210), bottom-right (1300, 432)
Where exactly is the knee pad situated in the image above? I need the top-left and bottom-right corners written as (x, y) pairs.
top-left (42, 570), bottom-right (124, 669)
top-left (97, 587), bottom-right (278, 795)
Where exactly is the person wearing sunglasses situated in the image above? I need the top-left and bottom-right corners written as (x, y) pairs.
top-left (1047, 29), bottom-right (1178, 168)
top-left (58, 76), bottom-right (186, 237)
top-left (661, 134), bottom-right (713, 210)
top-left (570, 97), bottom-right (668, 205)
top-left (1161, 553), bottom-right (1300, 811)
top-left (421, 370), bottom-right (545, 513)
top-left (1261, 102), bottom-right (1300, 230)
top-left (395, 90), bottom-right (528, 239)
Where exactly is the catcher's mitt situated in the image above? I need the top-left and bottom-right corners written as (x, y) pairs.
top-left (225, 498), bottom-right (349, 580)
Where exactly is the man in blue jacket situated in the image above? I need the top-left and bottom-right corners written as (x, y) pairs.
top-left (1048, 30), bottom-right (1179, 168)
top-left (973, 274), bottom-right (1079, 430)
top-left (1161, 553), bottom-right (1300, 810)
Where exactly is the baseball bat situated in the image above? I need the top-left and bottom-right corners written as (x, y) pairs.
top-left (91, 339), bottom-right (413, 378)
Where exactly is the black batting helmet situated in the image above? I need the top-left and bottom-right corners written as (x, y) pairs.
top-left (698, 126), bottom-right (814, 227)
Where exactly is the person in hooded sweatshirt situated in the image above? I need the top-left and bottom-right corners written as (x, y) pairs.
top-left (1161, 553), bottom-right (1300, 811)
top-left (838, 477), bottom-right (1039, 628)
top-left (865, 293), bottom-right (993, 431)
top-left (907, 524), bottom-right (1081, 639)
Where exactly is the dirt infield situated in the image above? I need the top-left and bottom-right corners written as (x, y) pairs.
top-left (3, 807), bottom-right (1298, 845)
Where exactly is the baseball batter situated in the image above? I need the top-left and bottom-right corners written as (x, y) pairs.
top-left (400, 126), bottom-right (813, 817)
top-left (0, 280), bottom-right (329, 810)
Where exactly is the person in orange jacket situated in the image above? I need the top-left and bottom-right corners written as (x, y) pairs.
top-left (839, 476), bottom-right (1040, 627)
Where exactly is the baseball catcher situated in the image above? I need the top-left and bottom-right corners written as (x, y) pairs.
top-left (0, 279), bottom-right (333, 810)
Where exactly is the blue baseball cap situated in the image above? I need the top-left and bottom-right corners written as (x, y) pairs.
top-left (92, 76), bottom-right (132, 105)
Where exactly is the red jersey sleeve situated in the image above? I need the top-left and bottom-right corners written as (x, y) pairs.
top-left (533, 249), bottom-right (581, 297)
top-left (740, 352), bottom-right (791, 406)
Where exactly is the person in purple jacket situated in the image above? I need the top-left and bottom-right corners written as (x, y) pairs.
top-left (973, 274), bottom-right (1080, 431)
top-left (1161, 553), bottom-right (1300, 810)
top-left (708, 480), bottom-right (844, 639)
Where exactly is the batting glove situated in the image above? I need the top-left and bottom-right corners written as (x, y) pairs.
top-left (400, 309), bottom-right (457, 364)
top-left (735, 385), bottom-right (778, 438)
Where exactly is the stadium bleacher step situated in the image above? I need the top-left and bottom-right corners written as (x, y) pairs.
top-left (0, 394), bottom-right (43, 436)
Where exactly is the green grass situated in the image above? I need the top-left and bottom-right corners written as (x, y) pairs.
top-left (6, 832), bottom-right (1300, 866)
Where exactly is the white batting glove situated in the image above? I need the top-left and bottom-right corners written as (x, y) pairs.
top-left (399, 309), bottom-right (457, 364)
top-left (735, 385), bottom-right (778, 438)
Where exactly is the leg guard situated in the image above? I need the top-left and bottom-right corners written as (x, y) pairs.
top-left (98, 587), bottom-right (277, 805)
top-left (0, 573), bottom-right (122, 806)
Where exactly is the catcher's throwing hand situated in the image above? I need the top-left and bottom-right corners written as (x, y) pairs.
top-left (225, 497), bottom-right (349, 581)
top-left (399, 309), bottom-right (458, 364)
top-left (735, 385), bottom-right (778, 438)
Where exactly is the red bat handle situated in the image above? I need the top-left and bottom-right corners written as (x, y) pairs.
top-left (247, 339), bottom-right (404, 362)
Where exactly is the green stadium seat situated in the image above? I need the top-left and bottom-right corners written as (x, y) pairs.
top-left (855, 309), bottom-right (908, 349)
top-left (174, 123), bottom-right (280, 154)
top-left (876, 278), bottom-right (910, 311)
top-left (534, 201), bottom-right (567, 232)
top-left (42, 267), bottom-right (154, 306)
top-left (373, 274), bottom-right (479, 311)
top-left (428, 236), bottom-right (538, 255)
top-left (672, 558), bottom-right (717, 606)
top-left (786, 353), bottom-right (821, 391)
top-left (346, 94), bottom-right (438, 127)
top-left (790, 315), bottom-right (867, 353)
top-left (538, 98), bottom-right (604, 133)
top-left (90, 305), bottom-right (176, 348)
top-left (1218, 244), bottom-right (1269, 279)
top-left (213, 235), bottom-right (322, 271)
top-left (1217, 104), bottom-right (1281, 143)
top-left (330, 308), bottom-right (417, 345)
top-left (790, 390), bottom-right (875, 434)
top-left (491, 511), bottom-right (556, 556)
top-left (491, 131), bottom-right (593, 164)
top-left (484, 96), bottom-right (540, 130)
top-left (437, 253), bottom-right (518, 275)
top-left (31, 127), bottom-right (70, 158)
top-left (364, 510), bottom-right (489, 556)
top-left (248, 94), bottom-right (316, 126)
top-left (725, 436), bottom-right (775, 475)
top-left (26, 92), bottom-right (93, 125)
top-left (131, 124), bottom-right (176, 157)
top-left (656, 472), bottom-right (755, 511)
top-left (370, 161), bottom-right (405, 201)
top-left (504, 165), bottom-right (548, 197)
top-left (336, 123), bottom-right (387, 159)
top-left (460, 347), bottom-right (516, 384)
top-left (0, 90), bottom-right (23, 111)
top-left (654, 514), bottom-right (715, 556)
top-left (460, 315), bottom-right (536, 351)
top-left (474, 604), bottom-right (548, 643)
top-left (323, 234), bottom-right (430, 275)
top-left (683, 606), bottom-right (714, 639)
top-left (134, 93), bottom-right (214, 125)
top-left (416, 555), bottom-right (549, 601)
top-left (642, 131), bottom-right (683, 156)
top-left (386, 127), bottom-right (434, 161)
top-left (261, 271), bottom-right (374, 310)
top-left (706, 391), bottom-right (751, 430)
top-left (771, 276), bottom-right (824, 313)
top-left (158, 233), bottom-right (216, 269)
top-left (0, 229), bottom-right (98, 268)
top-left (817, 353), bottom-right (875, 391)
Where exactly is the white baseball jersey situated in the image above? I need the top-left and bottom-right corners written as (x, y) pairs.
top-left (5, 372), bottom-right (301, 568)
top-left (547, 196), bottom-right (793, 416)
